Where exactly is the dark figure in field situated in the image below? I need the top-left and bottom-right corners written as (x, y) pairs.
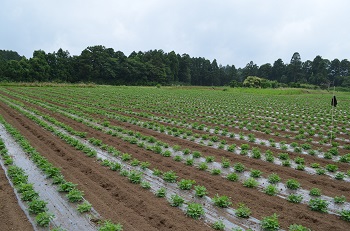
top-left (331, 96), bottom-right (337, 107)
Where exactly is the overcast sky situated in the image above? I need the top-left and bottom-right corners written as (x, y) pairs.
top-left (1, 0), bottom-right (349, 68)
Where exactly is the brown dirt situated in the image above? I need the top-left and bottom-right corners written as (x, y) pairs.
top-left (6, 99), bottom-right (350, 230)
top-left (0, 164), bottom-right (34, 231)
top-left (0, 101), bottom-right (212, 231)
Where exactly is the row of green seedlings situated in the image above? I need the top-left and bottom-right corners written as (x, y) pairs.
top-left (2, 97), bottom-right (260, 230)
top-left (11, 87), bottom-right (348, 166)
top-left (0, 136), bottom-right (54, 227)
top-left (10, 95), bottom-right (350, 211)
top-left (17, 97), bottom-right (349, 214)
top-left (51, 109), bottom-right (350, 219)
top-left (39, 86), bottom-right (348, 142)
top-left (10, 87), bottom-right (350, 152)
top-left (0, 100), bottom-right (123, 231)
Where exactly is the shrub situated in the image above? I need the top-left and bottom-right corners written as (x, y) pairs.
top-left (235, 203), bottom-right (251, 218)
top-left (186, 203), bottom-right (204, 219)
top-left (261, 213), bottom-right (279, 231)
top-left (212, 194), bottom-right (232, 208)
top-left (309, 198), bottom-right (328, 212)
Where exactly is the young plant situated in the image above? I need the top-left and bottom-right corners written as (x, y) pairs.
top-left (309, 188), bottom-right (321, 197)
top-left (35, 212), bottom-right (54, 227)
top-left (250, 169), bottom-right (262, 178)
top-left (205, 156), bottom-right (215, 163)
top-left (77, 201), bottom-right (92, 213)
top-left (140, 181), bottom-right (151, 189)
top-left (66, 189), bottom-right (84, 202)
top-left (261, 213), bottom-right (279, 231)
top-left (186, 203), bottom-right (204, 219)
top-left (212, 220), bottom-right (225, 230)
top-left (234, 163), bottom-right (245, 172)
top-left (178, 179), bottom-right (196, 190)
top-left (28, 199), bottom-right (48, 214)
top-left (155, 188), bottom-right (167, 197)
top-left (287, 194), bottom-right (303, 203)
top-left (243, 178), bottom-right (259, 188)
top-left (334, 195), bottom-right (346, 204)
top-left (128, 170), bottom-right (143, 184)
top-left (340, 209), bottom-right (350, 222)
top-left (212, 194), bottom-right (232, 208)
top-left (264, 184), bottom-right (278, 196)
top-left (194, 185), bottom-right (208, 197)
top-left (286, 179), bottom-right (300, 190)
top-left (169, 194), bottom-right (185, 207)
top-left (211, 168), bottom-right (221, 175)
top-left (288, 224), bottom-right (311, 231)
top-left (162, 171), bottom-right (178, 183)
top-left (308, 198), bottom-right (328, 213)
top-left (226, 172), bottom-right (239, 181)
top-left (221, 158), bottom-right (230, 168)
top-left (267, 173), bottom-right (281, 184)
top-left (198, 162), bottom-right (208, 171)
top-left (98, 220), bottom-right (123, 231)
top-left (235, 203), bottom-right (251, 218)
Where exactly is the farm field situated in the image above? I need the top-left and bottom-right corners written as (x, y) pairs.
top-left (0, 85), bottom-right (349, 231)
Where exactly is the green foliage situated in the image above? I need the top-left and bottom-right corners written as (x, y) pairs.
top-left (286, 179), bottom-right (300, 190)
top-left (334, 195), bottom-right (346, 204)
top-left (66, 189), bottom-right (84, 202)
top-left (128, 170), bottom-right (143, 184)
top-left (162, 171), bottom-right (178, 183)
top-left (264, 184), bottom-right (278, 196)
top-left (77, 201), bottom-right (92, 213)
top-left (155, 188), bottom-right (167, 197)
top-left (287, 194), bottom-right (303, 203)
top-left (198, 162), bottom-right (208, 170)
top-left (226, 172), bottom-right (239, 181)
top-left (212, 194), bottom-right (232, 208)
top-left (194, 185), bottom-right (208, 197)
top-left (250, 169), bottom-right (262, 178)
top-left (261, 213), bottom-right (279, 231)
top-left (186, 203), bottom-right (204, 219)
top-left (212, 220), bottom-right (225, 230)
top-left (243, 178), bottom-right (259, 188)
top-left (267, 173), bottom-right (281, 184)
top-left (35, 212), bottom-right (54, 227)
top-left (340, 210), bottom-right (350, 221)
top-left (309, 188), bottom-right (321, 196)
top-left (98, 220), bottom-right (123, 231)
top-left (169, 194), bottom-right (185, 207)
top-left (288, 224), bottom-right (311, 231)
top-left (28, 199), bottom-right (48, 214)
top-left (235, 203), bottom-right (251, 218)
top-left (308, 198), bottom-right (328, 212)
top-left (234, 163), bottom-right (245, 172)
top-left (178, 179), bottom-right (196, 190)
top-left (140, 181), bottom-right (151, 189)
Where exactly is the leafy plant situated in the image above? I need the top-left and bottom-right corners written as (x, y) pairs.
top-left (261, 213), bottom-right (279, 231)
top-left (66, 189), bottom-right (84, 202)
top-left (198, 162), bottom-right (208, 171)
top-left (235, 203), bottom-right (251, 218)
top-left (307, 197), bottom-right (329, 213)
top-left (98, 220), bottom-right (123, 231)
top-left (325, 164), bottom-right (338, 172)
top-left (185, 158), bottom-right (194, 166)
top-left (288, 224), bottom-right (311, 231)
top-left (77, 201), bottom-right (92, 213)
top-left (250, 169), bottom-right (262, 178)
top-left (28, 199), bottom-right (48, 214)
top-left (340, 209), bottom-right (350, 221)
top-left (211, 168), bottom-right (221, 175)
top-left (212, 220), bottom-right (225, 230)
top-left (286, 179), bottom-right (300, 190)
top-left (267, 173), bottom-right (281, 184)
top-left (287, 194), bottom-right (303, 203)
top-left (226, 172), bottom-right (239, 181)
top-left (186, 203), bottom-right (204, 219)
top-left (194, 185), bottom-right (208, 197)
top-left (334, 195), bottom-right (346, 204)
top-left (309, 188), bottom-right (321, 197)
top-left (169, 194), bottom-right (184, 207)
top-left (155, 188), bottom-right (166, 197)
top-left (205, 156), bottom-right (215, 163)
top-left (234, 163), bottom-right (245, 172)
top-left (212, 194), bottom-right (232, 208)
top-left (162, 171), bottom-right (178, 183)
top-left (243, 178), bottom-right (259, 188)
top-left (192, 151), bottom-right (201, 158)
top-left (128, 170), bottom-right (143, 184)
top-left (264, 184), bottom-right (278, 196)
top-left (140, 181), bottom-right (151, 189)
top-left (152, 168), bottom-right (162, 176)
top-left (35, 212), bottom-right (54, 227)
top-left (178, 179), bottom-right (196, 190)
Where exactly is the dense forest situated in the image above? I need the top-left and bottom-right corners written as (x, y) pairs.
top-left (0, 46), bottom-right (349, 88)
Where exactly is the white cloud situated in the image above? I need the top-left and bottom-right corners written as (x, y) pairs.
top-left (1, 0), bottom-right (349, 67)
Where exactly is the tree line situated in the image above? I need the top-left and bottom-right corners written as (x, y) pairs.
top-left (0, 46), bottom-right (349, 88)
